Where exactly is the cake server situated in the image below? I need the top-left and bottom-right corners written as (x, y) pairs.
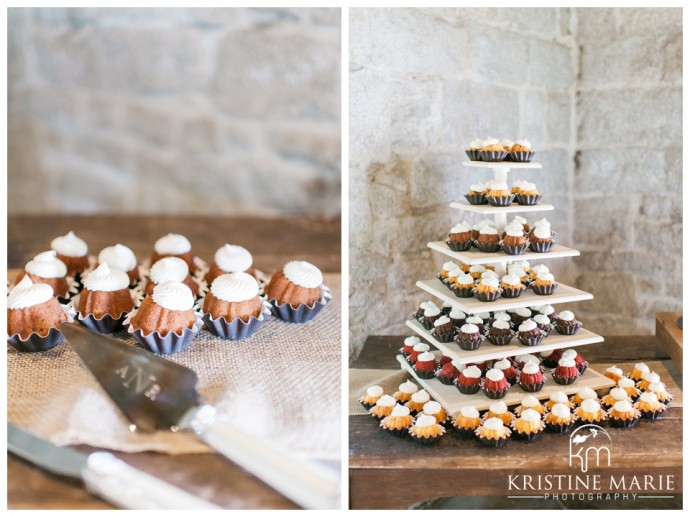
top-left (60, 322), bottom-right (339, 510)
top-left (8, 423), bottom-right (220, 509)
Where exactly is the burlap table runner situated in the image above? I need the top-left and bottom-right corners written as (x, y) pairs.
top-left (7, 274), bottom-right (341, 461)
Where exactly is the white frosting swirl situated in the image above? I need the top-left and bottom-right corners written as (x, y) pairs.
top-left (533, 314), bottom-right (551, 325)
top-left (151, 281), bottom-right (195, 311)
top-left (150, 257), bottom-right (189, 284)
top-left (482, 137), bottom-right (499, 147)
top-left (485, 368), bottom-right (505, 382)
top-left (534, 226), bottom-right (552, 239)
top-left (507, 265), bottom-right (525, 278)
top-left (415, 415), bottom-right (437, 428)
top-left (469, 265), bottom-right (486, 274)
top-left (376, 395), bottom-right (396, 407)
top-left (460, 406), bottom-right (479, 419)
top-left (479, 226), bottom-right (498, 236)
top-left (491, 320), bottom-right (510, 330)
top-left (638, 392), bottom-right (659, 404)
top-left (154, 233), bottom-right (191, 254)
top-left (482, 417), bottom-right (504, 431)
top-left (532, 265), bottom-right (549, 276)
top-left (515, 307), bottom-right (531, 317)
top-left (417, 351), bottom-right (436, 362)
top-left (609, 388), bottom-right (628, 401)
top-left (460, 323), bottom-right (479, 334)
top-left (581, 399), bottom-right (601, 413)
top-left (413, 343), bottom-right (430, 352)
top-left (461, 366), bottom-right (481, 379)
top-left (501, 274), bottom-right (521, 287)
top-left (481, 277), bottom-right (499, 289)
top-left (367, 385), bottom-right (383, 397)
top-left (550, 391), bottom-right (568, 404)
top-left (423, 401), bottom-right (442, 415)
top-left (399, 380), bottom-right (418, 394)
top-left (512, 179), bottom-right (526, 190)
top-left (98, 244), bottom-right (137, 272)
top-left (642, 371), bottom-right (660, 384)
top-left (558, 310), bottom-right (575, 322)
top-left (434, 316), bottom-right (451, 327)
top-left (493, 312), bottom-right (511, 322)
top-left (537, 272), bottom-right (555, 282)
top-left (606, 366), bottom-right (623, 375)
top-left (214, 244), bottom-right (253, 273)
top-left (465, 316), bottom-right (483, 325)
top-left (489, 182), bottom-right (509, 192)
top-left (283, 261), bottom-right (323, 289)
top-left (515, 138), bottom-right (531, 149)
top-left (612, 400), bottom-right (633, 413)
top-left (83, 263), bottom-right (130, 292)
top-left (50, 231), bottom-right (88, 257)
top-left (449, 308), bottom-right (466, 319)
top-left (469, 138), bottom-right (484, 149)
top-left (469, 183), bottom-right (486, 193)
top-left (521, 395), bottom-right (539, 407)
top-left (7, 276), bottom-right (54, 309)
top-left (411, 390), bottom-right (430, 404)
top-left (442, 262), bottom-right (457, 272)
top-left (448, 268), bottom-right (464, 280)
top-left (634, 362), bottom-right (650, 374)
top-left (522, 362), bottom-right (540, 375)
top-left (505, 224), bottom-right (524, 238)
top-left (500, 139), bottom-right (514, 149)
top-left (489, 401), bottom-right (508, 414)
top-left (481, 270), bottom-right (499, 280)
top-left (617, 377), bottom-right (635, 389)
top-left (420, 300), bottom-right (438, 310)
top-left (551, 403), bottom-right (571, 419)
top-left (475, 219), bottom-right (496, 230)
top-left (25, 251), bottom-right (67, 279)
top-left (404, 336), bottom-right (420, 347)
top-left (390, 404), bottom-right (410, 417)
top-left (494, 358), bottom-right (511, 370)
top-left (520, 409), bottom-right (541, 423)
top-left (519, 320), bottom-right (537, 332)
top-left (534, 218), bottom-right (550, 228)
top-left (211, 272), bottom-right (259, 302)
top-left (576, 387), bottom-right (597, 401)
top-left (424, 306), bottom-right (441, 317)
top-left (451, 222), bottom-right (472, 233)
top-left (521, 181), bottom-right (537, 191)
top-left (558, 357), bottom-right (576, 368)
top-left (562, 349), bottom-right (577, 360)
top-left (648, 382), bottom-right (667, 393)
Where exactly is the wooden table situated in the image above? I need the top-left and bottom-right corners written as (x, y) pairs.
top-left (7, 214), bottom-right (340, 510)
top-left (349, 335), bottom-right (683, 510)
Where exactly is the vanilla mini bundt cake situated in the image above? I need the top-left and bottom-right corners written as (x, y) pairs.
top-left (203, 272), bottom-right (263, 323)
top-left (130, 281), bottom-right (197, 337)
top-left (50, 231), bottom-right (90, 276)
top-left (205, 244), bottom-right (256, 284)
top-left (150, 233), bottom-right (196, 271)
top-left (98, 243), bottom-right (140, 285)
top-left (77, 263), bottom-right (134, 319)
top-left (7, 276), bottom-right (67, 339)
top-left (15, 250), bottom-right (69, 299)
top-left (264, 261), bottom-right (324, 307)
top-left (145, 257), bottom-right (198, 297)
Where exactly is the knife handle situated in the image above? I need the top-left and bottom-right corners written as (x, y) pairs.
top-left (187, 406), bottom-right (340, 509)
top-left (82, 452), bottom-right (221, 510)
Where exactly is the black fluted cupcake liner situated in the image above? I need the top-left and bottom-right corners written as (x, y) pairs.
top-left (483, 386), bottom-right (510, 399)
top-left (382, 425), bottom-right (412, 438)
top-left (360, 400), bottom-right (375, 411)
top-left (532, 283), bottom-right (558, 296)
top-left (268, 287), bottom-right (332, 324)
top-left (486, 333), bottom-right (515, 346)
top-left (78, 311), bottom-right (128, 334)
top-left (501, 285), bottom-right (526, 298)
top-left (546, 420), bottom-right (576, 434)
top-left (420, 317), bottom-right (439, 331)
top-left (474, 240), bottom-right (502, 253)
top-left (450, 285), bottom-right (475, 298)
top-left (529, 240), bottom-right (556, 253)
top-left (436, 274), bottom-right (451, 286)
top-left (456, 382), bottom-right (482, 395)
top-left (464, 193), bottom-right (487, 205)
top-left (555, 321), bottom-right (582, 335)
top-left (479, 150), bottom-right (508, 162)
top-left (453, 425), bottom-right (480, 439)
top-left (577, 361), bottom-right (589, 375)
top-left (432, 329), bottom-right (457, 343)
top-left (639, 408), bottom-right (666, 421)
top-left (609, 416), bottom-right (640, 429)
top-left (8, 327), bottom-right (65, 353)
top-left (515, 194), bottom-right (542, 206)
top-left (509, 151), bottom-right (535, 162)
top-left (202, 309), bottom-right (270, 341)
top-left (410, 433), bottom-right (444, 445)
top-left (501, 242), bottom-right (530, 256)
top-left (537, 323), bottom-right (554, 336)
top-left (465, 149), bottom-right (482, 161)
top-left (486, 194), bottom-right (515, 207)
top-left (445, 239), bottom-right (473, 252)
top-left (127, 318), bottom-right (203, 355)
top-left (551, 371), bottom-right (579, 385)
top-left (414, 369), bottom-right (436, 379)
top-left (476, 435), bottom-right (509, 447)
top-left (518, 333), bottom-right (545, 347)
top-left (512, 430), bottom-right (544, 441)
top-left (455, 335), bottom-right (485, 351)
top-left (519, 381), bottom-right (545, 393)
top-left (436, 374), bottom-right (457, 386)
top-left (474, 289), bottom-right (503, 302)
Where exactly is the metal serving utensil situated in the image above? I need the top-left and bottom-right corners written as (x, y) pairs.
top-left (60, 322), bottom-right (339, 510)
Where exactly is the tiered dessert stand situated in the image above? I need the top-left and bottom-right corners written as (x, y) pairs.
top-left (396, 160), bottom-right (615, 414)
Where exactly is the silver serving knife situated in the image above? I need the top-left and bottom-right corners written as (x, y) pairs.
top-left (60, 322), bottom-right (340, 510)
top-left (8, 423), bottom-right (221, 509)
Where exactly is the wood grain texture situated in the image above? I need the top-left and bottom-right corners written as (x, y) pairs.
top-left (656, 312), bottom-right (682, 372)
top-left (7, 215), bottom-right (341, 510)
top-left (349, 335), bottom-right (683, 509)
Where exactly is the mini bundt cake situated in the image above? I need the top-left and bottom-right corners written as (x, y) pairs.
top-left (264, 261), bottom-right (323, 307)
top-left (98, 243), bottom-right (140, 285)
top-left (205, 244), bottom-right (256, 284)
top-left (50, 231), bottom-right (90, 276)
top-left (150, 233), bottom-right (196, 271)
top-left (15, 250), bottom-right (69, 299)
top-left (130, 281), bottom-right (197, 337)
top-left (203, 272), bottom-right (263, 323)
top-left (7, 276), bottom-right (67, 339)
top-left (145, 257), bottom-right (198, 297)
top-left (77, 263), bottom-right (134, 319)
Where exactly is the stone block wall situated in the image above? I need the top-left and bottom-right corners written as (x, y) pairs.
top-left (8, 7), bottom-right (341, 216)
top-left (349, 7), bottom-right (682, 360)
